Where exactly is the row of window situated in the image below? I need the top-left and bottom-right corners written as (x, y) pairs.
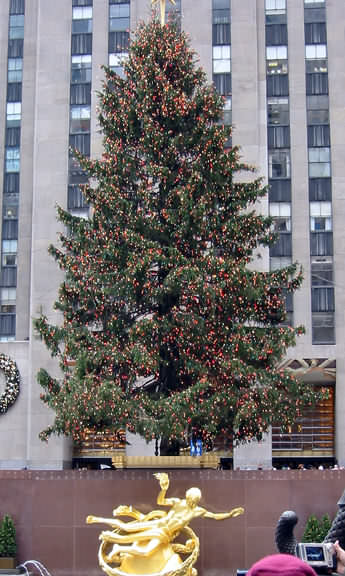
top-left (0, 1), bottom-right (25, 337)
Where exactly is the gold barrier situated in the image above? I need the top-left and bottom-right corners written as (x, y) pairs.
top-left (73, 449), bottom-right (222, 469)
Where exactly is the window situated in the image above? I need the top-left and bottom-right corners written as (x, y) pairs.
top-left (305, 0), bottom-right (325, 4)
top-left (6, 102), bottom-right (21, 125)
top-left (9, 15), bottom-right (24, 36)
top-left (109, 3), bottom-right (130, 31)
top-left (310, 201), bottom-right (332, 231)
top-left (305, 22), bottom-right (326, 44)
top-left (266, 45), bottom-right (287, 60)
top-left (266, 24), bottom-right (287, 45)
top-left (270, 202), bottom-right (291, 232)
top-left (8, 38), bottom-right (23, 57)
top-left (109, 52), bottom-right (128, 77)
top-left (310, 232), bottom-right (333, 256)
top-left (4, 174), bottom-right (19, 194)
top-left (71, 33), bottom-right (92, 55)
top-left (0, 266), bottom-right (17, 286)
top-left (71, 55), bottom-right (92, 83)
top-left (308, 125), bottom-right (329, 147)
top-left (268, 149), bottom-right (290, 179)
top-left (268, 126), bottom-right (290, 148)
top-left (70, 106), bottom-right (91, 133)
top-left (7, 82), bottom-right (22, 102)
top-left (3, 196), bottom-right (19, 220)
top-left (312, 312), bottom-right (334, 344)
top-left (306, 95), bottom-right (329, 126)
top-left (0, 288), bottom-right (16, 305)
top-left (10, 0), bottom-right (25, 14)
top-left (308, 147), bottom-right (331, 178)
top-left (306, 73), bottom-right (328, 95)
top-left (0, 314), bottom-right (16, 338)
top-left (222, 96), bottom-right (232, 125)
top-left (70, 83), bottom-right (91, 104)
top-left (72, 6), bottom-right (92, 19)
top-left (269, 233), bottom-right (292, 257)
top-left (306, 59), bottom-right (327, 74)
top-left (270, 256), bottom-right (292, 270)
top-left (312, 288), bottom-right (334, 312)
top-left (6, 127), bottom-right (20, 147)
top-left (109, 31), bottom-right (129, 52)
top-left (269, 179), bottom-right (291, 202)
top-left (213, 5), bottom-right (230, 45)
top-left (73, 0), bottom-right (93, 5)
top-left (213, 46), bottom-right (231, 74)
top-left (69, 133), bottom-right (90, 155)
top-left (68, 185), bottom-right (89, 210)
top-left (267, 75), bottom-right (289, 97)
top-left (266, 59), bottom-right (288, 75)
top-left (2, 254), bottom-right (17, 267)
top-left (267, 97), bottom-right (289, 125)
top-left (7, 58), bottom-right (22, 83)
top-left (305, 44), bottom-right (327, 59)
top-left (265, 0), bottom-right (286, 13)
top-left (213, 73), bottom-right (231, 95)
top-left (309, 178), bottom-right (331, 201)
top-left (72, 18), bottom-right (92, 34)
top-left (5, 148), bottom-right (20, 173)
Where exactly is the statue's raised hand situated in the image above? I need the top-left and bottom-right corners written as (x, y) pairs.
top-left (154, 472), bottom-right (169, 490)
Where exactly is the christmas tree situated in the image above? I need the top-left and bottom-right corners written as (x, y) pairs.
top-left (35, 18), bottom-right (320, 448)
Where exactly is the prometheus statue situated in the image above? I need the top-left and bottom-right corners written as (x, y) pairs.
top-left (87, 472), bottom-right (244, 576)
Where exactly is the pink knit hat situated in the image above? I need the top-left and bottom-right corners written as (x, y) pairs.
top-left (247, 554), bottom-right (317, 576)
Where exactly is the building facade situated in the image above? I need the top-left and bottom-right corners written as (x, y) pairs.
top-left (0, 0), bottom-right (344, 469)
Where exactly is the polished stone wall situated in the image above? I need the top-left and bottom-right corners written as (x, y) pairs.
top-left (1, 469), bottom-right (344, 576)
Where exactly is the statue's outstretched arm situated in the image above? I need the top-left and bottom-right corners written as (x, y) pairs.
top-left (203, 507), bottom-right (244, 520)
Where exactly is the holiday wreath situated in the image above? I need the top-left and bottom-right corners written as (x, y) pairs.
top-left (0, 353), bottom-right (20, 414)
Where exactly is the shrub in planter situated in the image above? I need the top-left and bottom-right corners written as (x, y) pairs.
top-left (0, 514), bottom-right (17, 568)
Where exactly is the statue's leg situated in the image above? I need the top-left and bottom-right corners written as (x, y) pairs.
top-left (106, 537), bottom-right (162, 562)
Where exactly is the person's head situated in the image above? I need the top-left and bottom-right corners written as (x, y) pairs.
top-left (185, 487), bottom-right (201, 508)
top-left (247, 554), bottom-right (317, 576)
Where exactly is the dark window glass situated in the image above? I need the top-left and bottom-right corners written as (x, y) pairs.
top-left (213, 23), bottom-right (230, 45)
top-left (269, 149), bottom-right (290, 179)
top-left (7, 82), bottom-right (22, 102)
top-left (71, 34), bottom-right (92, 55)
top-left (267, 98), bottom-right (289, 125)
top-left (270, 234), bottom-right (292, 257)
top-left (312, 313), bottom-right (335, 344)
top-left (268, 126), bottom-right (290, 148)
top-left (213, 73), bottom-right (231, 95)
top-left (309, 178), bottom-right (331, 201)
top-left (8, 39), bottom-right (23, 58)
top-left (307, 109), bottom-right (329, 125)
top-left (108, 31), bottom-right (130, 52)
top-left (266, 13), bottom-right (286, 25)
top-left (306, 73), bottom-right (328, 95)
top-left (265, 24), bottom-right (287, 45)
top-left (312, 287), bottom-right (334, 312)
top-left (268, 179), bottom-right (291, 202)
top-left (69, 133), bottom-right (90, 156)
top-left (73, 0), bottom-right (93, 5)
top-left (308, 125), bottom-right (330, 147)
top-left (9, 0), bottom-right (25, 14)
top-left (72, 19), bottom-right (92, 34)
top-left (6, 127), bottom-right (20, 147)
top-left (305, 22), bottom-right (327, 44)
top-left (68, 185), bottom-right (89, 209)
top-left (310, 231), bottom-right (333, 256)
top-left (306, 59), bottom-right (327, 74)
top-left (212, 0), bottom-right (230, 8)
top-left (4, 173), bottom-right (19, 194)
top-left (0, 314), bottom-right (16, 336)
top-left (68, 172), bottom-right (88, 185)
top-left (2, 220), bottom-right (18, 240)
top-left (0, 267), bottom-right (17, 287)
top-left (267, 75), bottom-right (289, 97)
top-left (311, 262), bottom-right (333, 287)
top-left (304, 8), bottom-right (326, 23)
top-left (70, 83), bottom-right (91, 105)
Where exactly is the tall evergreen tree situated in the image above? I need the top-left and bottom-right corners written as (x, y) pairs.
top-left (35, 19), bottom-right (319, 447)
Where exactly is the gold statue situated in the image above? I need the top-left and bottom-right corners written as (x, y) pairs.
top-left (152, 0), bottom-right (176, 26)
top-left (87, 472), bottom-right (244, 576)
